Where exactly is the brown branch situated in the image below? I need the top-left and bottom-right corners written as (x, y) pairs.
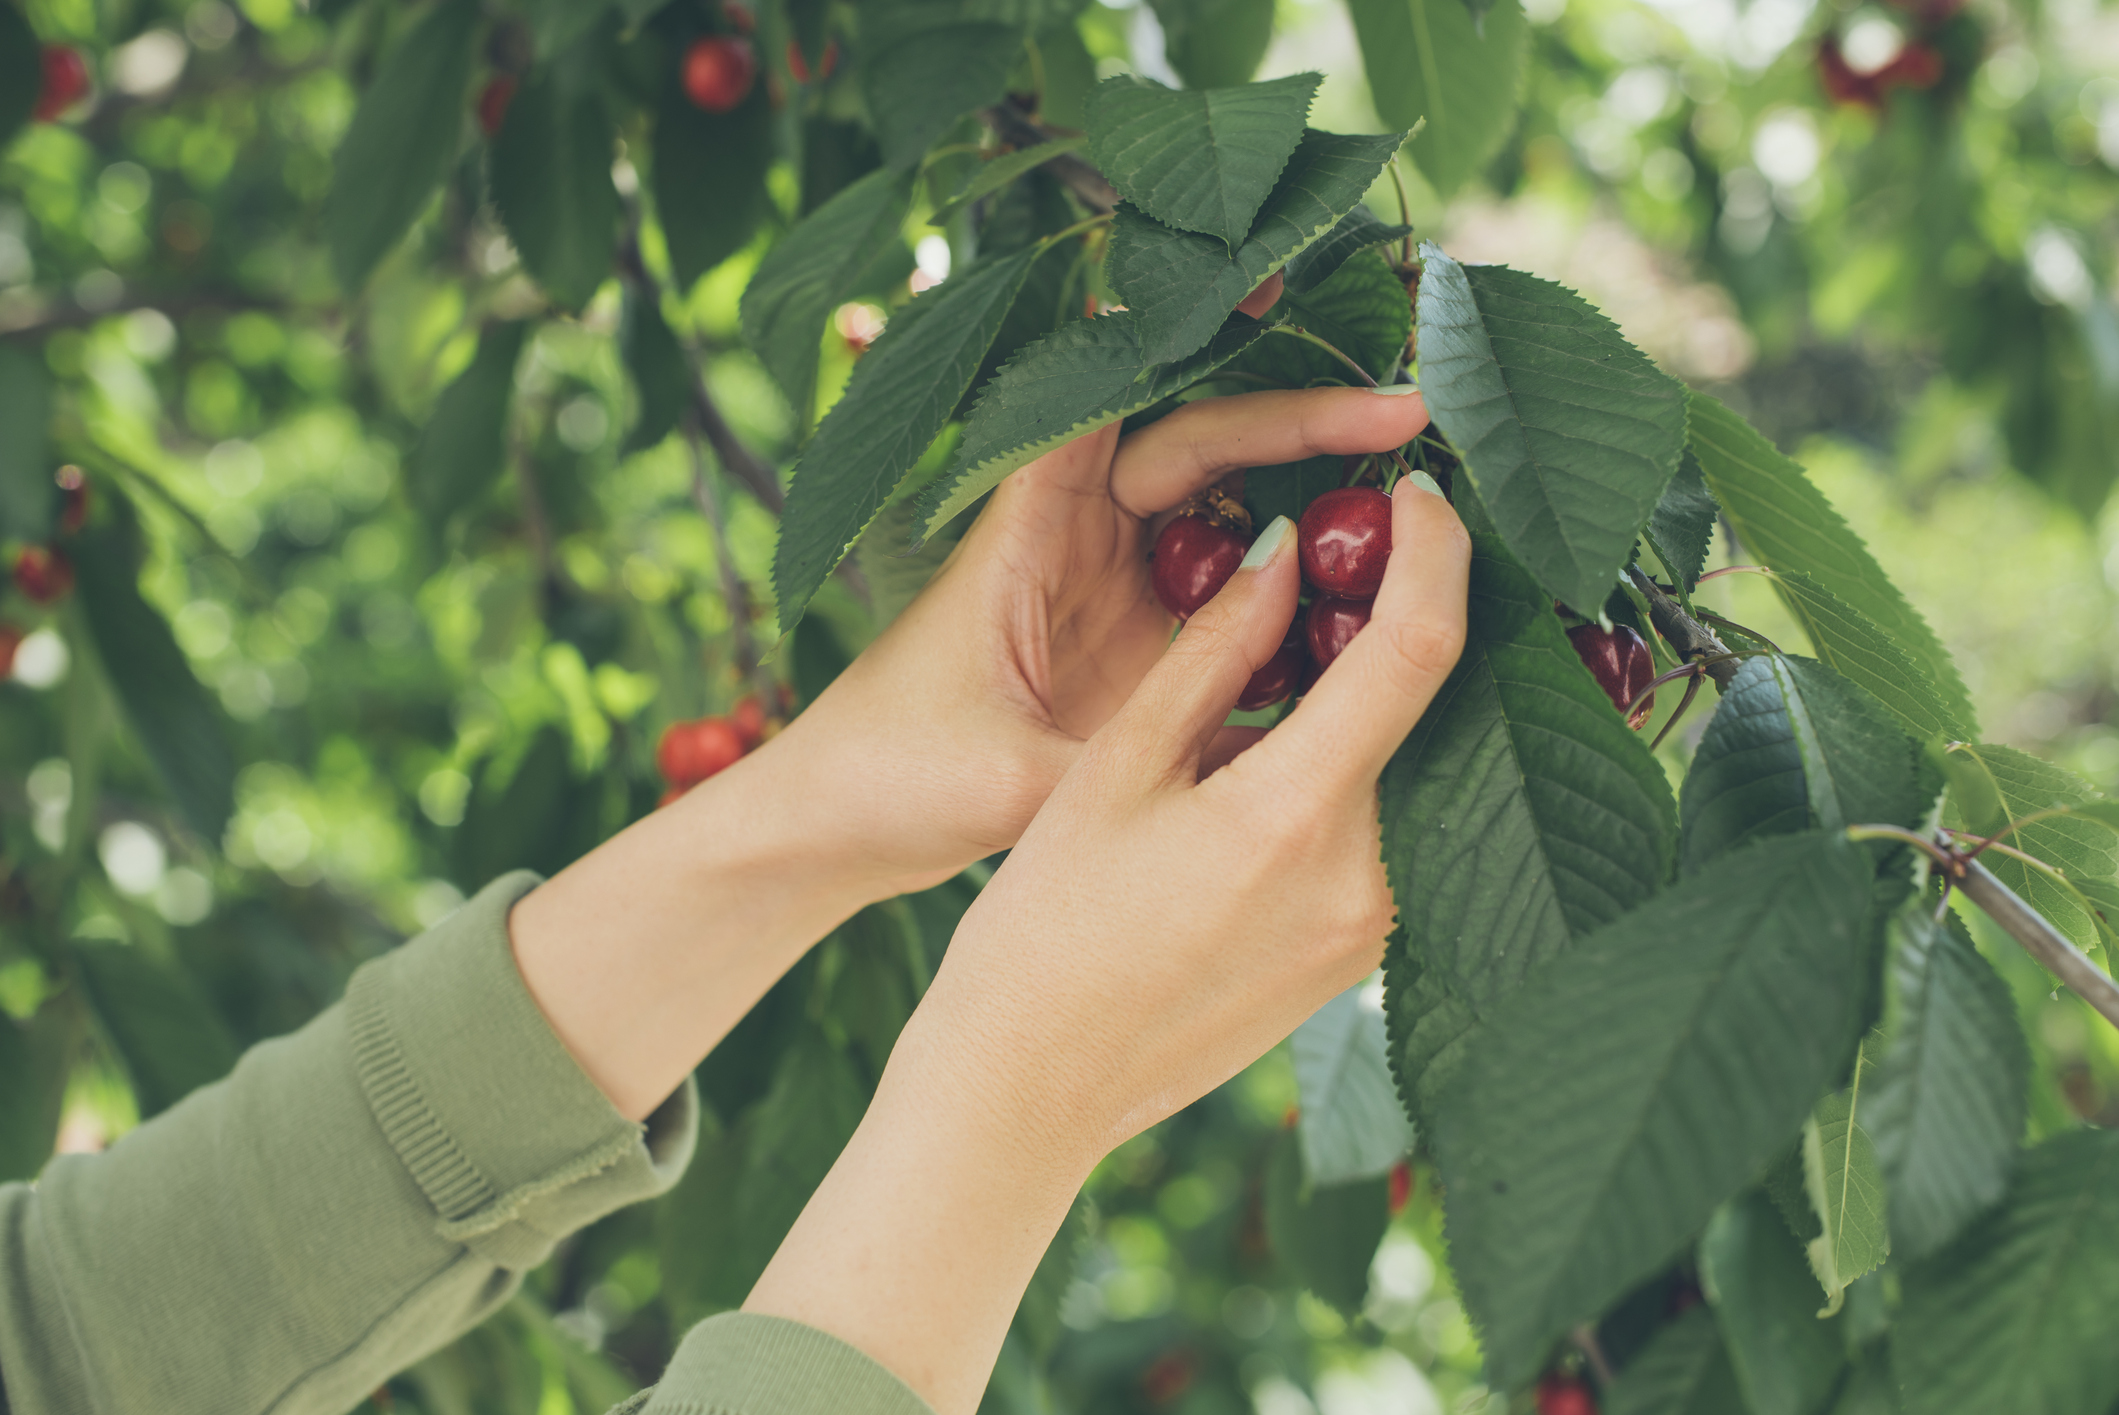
top-left (690, 378), bottom-right (785, 515)
top-left (978, 98), bottom-right (1118, 214)
top-left (682, 417), bottom-right (760, 679)
top-left (1627, 565), bottom-right (1739, 689)
top-left (1955, 856), bottom-right (2119, 1033)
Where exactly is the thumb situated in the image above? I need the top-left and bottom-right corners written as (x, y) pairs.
top-left (1095, 516), bottom-right (1300, 784)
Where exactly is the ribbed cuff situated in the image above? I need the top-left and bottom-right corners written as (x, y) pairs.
top-left (346, 870), bottom-right (697, 1269)
top-left (639, 1313), bottom-right (937, 1415)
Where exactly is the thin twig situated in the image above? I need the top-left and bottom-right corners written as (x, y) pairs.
top-left (1570, 1325), bottom-right (1617, 1388)
top-left (1957, 856), bottom-right (2119, 1032)
top-left (1627, 565), bottom-right (1740, 688)
top-left (1844, 825), bottom-right (1958, 867)
top-left (1694, 564), bottom-right (1770, 584)
top-left (682, 418), bottom-right (760, 679)
top-left (1269, 324), bottom-right (1378, 386)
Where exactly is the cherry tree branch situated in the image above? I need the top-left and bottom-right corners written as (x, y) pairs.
top-left (978, 97), bottom-right (1119, 213)
top-left (1626, 565), bottom-right (1740, 689)
top-left (1954, 857), bottom-right (2119, 1032)
top-left (682, 419), bottom-right (761, 679)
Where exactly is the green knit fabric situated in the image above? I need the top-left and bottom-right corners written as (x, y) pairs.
top-left (0, 872), bottom-right (931, 1415)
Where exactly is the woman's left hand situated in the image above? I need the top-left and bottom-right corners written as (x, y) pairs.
top-left (776, 379), bottom-right (1432, 898)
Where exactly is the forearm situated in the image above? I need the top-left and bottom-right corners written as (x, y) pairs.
top-left (509, 723), bottom-right (912, 1121)
top-left (740, 1018), bottom-right (1091, 1415)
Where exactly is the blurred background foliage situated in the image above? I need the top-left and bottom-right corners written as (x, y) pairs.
top-left (0, 0), bottom-right (2116, 1408)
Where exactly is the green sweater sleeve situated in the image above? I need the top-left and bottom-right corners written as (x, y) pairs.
top-left (0, 871), bottom-right (696, 1415)
top-left (627, 1313), bottom-right (937, 1415)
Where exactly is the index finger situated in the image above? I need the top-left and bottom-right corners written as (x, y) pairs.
top-left (1261, 480), bottom-right (1471, 791)
top-left (1109, 385), bottom-right (1429, 519)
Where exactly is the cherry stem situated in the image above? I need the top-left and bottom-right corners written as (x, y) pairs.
top-left (1648, 670), bottom-right (1706, 751)
top-left (1938, 828), bottom-right (2074, 881)
top-left (1387, 161), bottom-right (1414, 265)
top-left (1035, 213), bottom-right (1112, 250)
top-left (1694, 564), bottom-right (1772, 584)
top-left (1626, 650), bottom-right (1754, 715)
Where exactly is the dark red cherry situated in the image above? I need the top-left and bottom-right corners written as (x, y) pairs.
top-left (1536, 1373), bottom-right (1599, 1415)
top-left (1297, 486), bottom-right (1392, 599)
top-left (1567, 622), bottom-right (1656, 729)
top-left (1305, 595), bottom-right (1372, 670)
top-left (1237, 632), bottom-right (1307, 711)
top-left (1151, 515), bottom-right (1249, 621)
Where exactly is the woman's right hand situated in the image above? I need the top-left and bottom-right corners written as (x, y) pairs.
top-left (743, 476), bottom-right (1470, 1415)
top-left (909, 475), bottom-right (1472, 1166)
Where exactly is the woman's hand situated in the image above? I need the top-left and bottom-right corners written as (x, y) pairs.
top-left (744, 478), bottom-right (1472, 1414)
top-left (511, 338), bottom-right (1429, 1121)
top-left (777, 380), bottom-right (1434, 899)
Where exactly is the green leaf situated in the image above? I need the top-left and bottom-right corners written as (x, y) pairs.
top-left (407, 321), bottom-right (527, 523)
top-left (1241, 455), bottom-right (1341, 529)
top-left (1083, 73), bottom-right (1319, 249)
top-left (1679, 656), bottom-right (1927, 874)
top-left (862, 20), bottom-right (1023, 171)
top-left (1347, 0), bottom-right (1527, 198)
top-left (74, 941), bottom-right (241, 1118)
top-left (0, 1003), bottom-right (74, 1183)
top-left (0, 344), bottom-right (53, 541)
top-left (855, 475), bottom-right (966, 631)
top-left (1868, 907), bottom-right (2028, 1262)
top-left (1700, 1190), bottom-right (1848, 1415)
top-left (742, 169), bottom-right (912, 427)
top-left (1766, 571), bottom-right (1966, 744)
top-left (1263, 1129), bottom-right (1388, 1315)
top-left (1380, 494), bottom-right (1677, 1127)
top-left (912, 311), bottom-right (1268, 539)
top-left (71, 525), bottom-right (237, 841)
top-left (1432, 831), bottom-right (1878, 1389)
top-left (654, 79), bottom-right (774, 289)
top-left (1105, 128), bottom-right (1406, 365)
top-left (1938, 742), bottom-right (2116, 957)
top-left (1802, 1052), bottom-right (1890, 1314)
top-left (325, 0), bottom-right (480, 292)
top-left (773, 249), bottom-right (1040, 627)
top-left (1685, 393), bottom-right (1977, 739)
top-left (1896, 1128), bottom-right (2119, 1415)
top-left (929, 138), bottom-right (1084, 228)
top-left (0, 6), bottom-right (39, 154)
top-left (489, 66), bottom-right (620, 312)
top-left (1645, 449), bottom-right (1717, 594)
top-left (1414, 244), bottom-right (1688, 614)
top-left (1605, 1307), bottom-right (1745, 1415)
top-left (619, 285), bottom-right (690, 455)
top-left (1147, 0), bottom-right (1277, 89)
top-left (1291, 978), bottom-right (1413, 1186)
top-left (1283, 207), bottom-right (1412, 295)
top-left (1235, 247), bottom-right (1410, 387)
top-left (1828, 1346), bottom-right (1900, 1415)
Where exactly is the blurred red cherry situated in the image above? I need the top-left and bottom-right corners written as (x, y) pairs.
top-left (476, 75), bottom-right (517, 137)
top-left (12, 546), bottom-right (73, 605)
top-left (683, 36), bottom-right (756, 112)
top-left (1536, 1373), bottom-right (1599, 1415)
top-left (1388, 1160), bottom-right (1413, 1215)
top-left (1817, 36), bottom-right (1884, 109)
top-left (786, 37), bottom-right (837, 83)
top-left (34, 46), bottom-right (90, 122)
top-left (657, 716), bottom-right (746, 787)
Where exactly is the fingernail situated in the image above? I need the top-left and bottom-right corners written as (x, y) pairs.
top-left (1240, 515), bottom-right (1294, 569)
top-left (1371, 382), bottom-right (1422, 396)
top-left (1395, 470), bottom-right (1444, 498)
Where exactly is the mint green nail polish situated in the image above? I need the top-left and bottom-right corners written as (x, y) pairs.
top-left (1240, 515), bottom-right (1293, 569)
top-left (1396, 469), bottom-right (1444, 497)
top-left (1371, 382), bottom-right (1422, 395)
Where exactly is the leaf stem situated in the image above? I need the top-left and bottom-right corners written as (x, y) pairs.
top-left (1387, 161), bottom-right (1414, 266)
top-left (1035, 213), bottom-right (1113, 252)
top-left (1269, 323), bottom-right (1378, 385)
top-left (1844, 825), bottom-right (1957, 866)
top-left (1694, 564), bottom-right (1771, 584)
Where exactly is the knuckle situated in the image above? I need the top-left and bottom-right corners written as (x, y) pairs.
top-left (1372, 616), bottom-right (1466, 691)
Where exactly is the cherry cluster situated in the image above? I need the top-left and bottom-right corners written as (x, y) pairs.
top-left (655, 693), bottom-right (777, 805)
top-left (1148, 483), bottom-right (1395, 712)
